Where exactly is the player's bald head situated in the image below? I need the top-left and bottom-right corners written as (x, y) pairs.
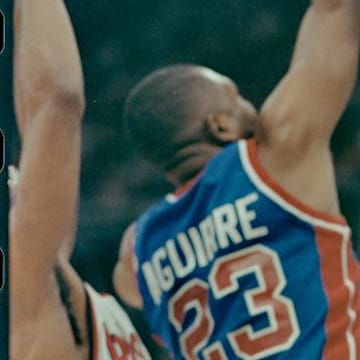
top-left (123, 64), bottom-right (256, 170)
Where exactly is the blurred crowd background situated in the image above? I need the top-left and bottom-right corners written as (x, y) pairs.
top-left (2, 0), bottom-right (360, 357)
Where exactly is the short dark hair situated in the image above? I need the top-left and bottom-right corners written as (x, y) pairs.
top-left (123, 64), bottom-right (216, 167)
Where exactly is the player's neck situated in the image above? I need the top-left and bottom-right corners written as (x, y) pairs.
top-left (166, 142), bottom-right (221, 187)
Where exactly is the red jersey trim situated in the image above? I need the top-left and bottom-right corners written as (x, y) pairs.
top-left (166, 172), bottom-right (203, 203)
top-left (243, 139), bottom-right (347, 228)
top-left (314, 227), bottom-right (360, 359)
top-left (174, 173), bottom-right (202, 197)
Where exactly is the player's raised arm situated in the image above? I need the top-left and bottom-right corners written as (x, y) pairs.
top-left (260, 0), bottom-right (359, 148)
top-left (11, 0), bottom-right (84, 296)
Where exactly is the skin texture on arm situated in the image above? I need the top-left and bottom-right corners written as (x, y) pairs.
top-left (11, 0), bottom-right (86, 358)
top-left (11, 0), bottom-right (84, 289)
top-left (257, 0), bottom-right (359, 216)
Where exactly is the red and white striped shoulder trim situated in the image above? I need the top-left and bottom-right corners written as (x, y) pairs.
top-left (166, 172), bottom-right (203, 203)
top-left (240, 139), bottom-right (359, 358)
top-left (240, 139), bottom-right (349, 233)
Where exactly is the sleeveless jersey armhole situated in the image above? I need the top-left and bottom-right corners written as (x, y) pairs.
top-left (241, 139), bottom-right (348, 230)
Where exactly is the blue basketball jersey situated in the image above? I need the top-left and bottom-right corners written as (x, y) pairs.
top-left (133, 139), bottom-right (360, 360)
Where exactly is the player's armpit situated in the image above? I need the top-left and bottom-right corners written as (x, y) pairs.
top-left (113, 224), bottom-right (143, 309)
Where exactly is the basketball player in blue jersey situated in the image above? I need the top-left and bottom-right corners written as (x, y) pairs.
top-left (10, 1), bottom-right (150, 359)
top-left (114, 0), bottom-right (360, 359)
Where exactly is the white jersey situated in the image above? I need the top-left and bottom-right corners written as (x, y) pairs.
top-left (85, 283), bottom-right (151, 360)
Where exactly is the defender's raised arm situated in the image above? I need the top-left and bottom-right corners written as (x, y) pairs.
top-left (13, 0), bottom-right (84, 139)
top-left (11, 2), bottom-right (153, 359)
top-left (11, 2), bottom-right (85, 352)
top-left (12, 0), bottom-right (84, 274)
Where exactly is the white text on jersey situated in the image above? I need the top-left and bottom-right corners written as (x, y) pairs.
top-left (141, 192), bottom-right (269, 304)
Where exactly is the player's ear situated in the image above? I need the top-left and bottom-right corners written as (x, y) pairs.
top-left (205, 113), bottom-right (240, 143)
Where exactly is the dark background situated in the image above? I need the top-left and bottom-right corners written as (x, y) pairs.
top-left (0, 1), bottom-right (12, 357)
top-left (4, 1), bottom-right (360, 358)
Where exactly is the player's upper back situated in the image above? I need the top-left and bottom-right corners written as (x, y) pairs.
top-left (133, 139), bottom-right (360, 360)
